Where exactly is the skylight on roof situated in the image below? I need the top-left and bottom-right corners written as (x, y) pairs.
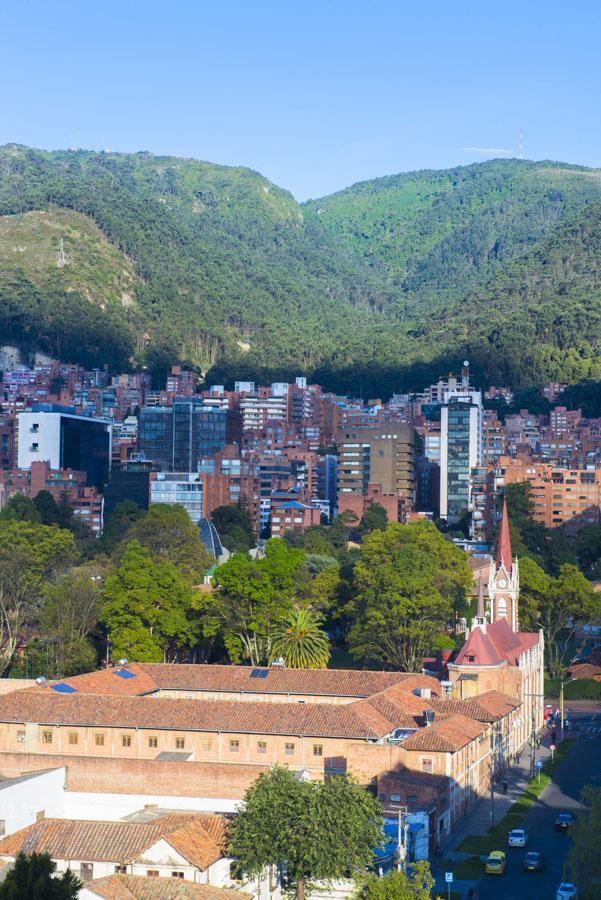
top-left (250, 669), bottom-right (269, 678)
top-left (113, 669), bottom-right (136, 679)
top-left (50, 682), bottom-right (77, 693)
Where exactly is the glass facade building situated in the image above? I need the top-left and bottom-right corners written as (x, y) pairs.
top-left (150, 472), bottom-right (204, 524)
top-left (440, 392), bottom-right (482, 525)
top-left (139, 400), bottom-right (227, 472)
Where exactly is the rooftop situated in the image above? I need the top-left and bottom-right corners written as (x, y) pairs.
top-left (84, 875), bottom-right (251, 899)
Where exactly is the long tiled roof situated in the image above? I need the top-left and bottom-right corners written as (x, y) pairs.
top-left (0, 691), bottom-right (392, 739)
top-left (0, 814), bottom-right (224, 868)
top-left (37, 664), bottom-right (413, 699)
top-left (430, 691), bottom-right (519, 722)
top-left (71, 874), bottom-right (249, 900)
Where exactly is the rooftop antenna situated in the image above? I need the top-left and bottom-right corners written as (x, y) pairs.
top-left (518, 129), bottom-right (524, 160)
top-left (58, 238), bottom-right (66, 268)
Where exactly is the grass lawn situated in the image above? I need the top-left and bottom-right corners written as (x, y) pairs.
top-left (448, 855), bottom-right (483, 880)
top-left (458, 739), bottom-right (576, 855)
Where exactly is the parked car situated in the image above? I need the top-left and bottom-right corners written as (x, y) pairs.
top-left (556, 883), bottom-right (578, 899)
top-left (522, 851), bottom-right (545, 871)
top-left (555, 812), bottom-right (575, 832)
top-left (485, 850), bottom-right (507, 875)
top-left (507, 828), bottom-right (528, 847)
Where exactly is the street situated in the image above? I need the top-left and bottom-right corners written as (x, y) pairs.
top-left (478, 720), bottom-right (601, 899)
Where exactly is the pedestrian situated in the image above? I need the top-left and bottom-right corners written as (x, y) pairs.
top-left (516, 751), bottom-right (521, 764)
top-left (502, 779), bottom-right (508, 795)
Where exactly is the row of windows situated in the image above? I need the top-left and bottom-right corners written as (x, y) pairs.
top-left (36, 731), bottom-right (324, 755)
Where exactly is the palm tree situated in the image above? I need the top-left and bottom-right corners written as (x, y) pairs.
top-left (272, 608), bottom-right (331, 669)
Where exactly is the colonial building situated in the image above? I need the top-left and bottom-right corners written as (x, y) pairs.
top-left (447, 500), bottom-right (545, 745)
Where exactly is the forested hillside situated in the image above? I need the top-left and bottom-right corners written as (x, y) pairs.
top-left (2, 144), bottom-right (601, 393)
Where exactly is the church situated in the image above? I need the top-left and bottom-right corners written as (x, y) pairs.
top-left (447, 500), bottom-right (545, 755)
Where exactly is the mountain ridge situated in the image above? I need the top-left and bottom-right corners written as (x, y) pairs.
top-left (1, 145), bottom-right (601, 393)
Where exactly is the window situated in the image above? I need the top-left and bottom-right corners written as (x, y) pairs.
top-left (390, 793), bottom-right (401, 802)
top-left (68, 732), bottom-right (78, 746)
top-left (285, 742), bottom-right (295, 755)
top-left (95, 733), bottom-right (105, 747)
top-left (202, 738), bottom-right (212, 751)
top-left (148, 736), bottom-right (158, 749)
top-left (313, 744), bottom-right (323, 757)
top-left (42, 731), bottom-right (53, 745)
top-left (421, 758), bottom-right (434, 774)
top-left (467, 655), bottom-right (475, 662)
top-left (175, 737), bottom-right (185, 750)
top-left (121, 735), bottom-right (132, 748)
top-left (171, 871), bottom-right (184, 878)
top-left (257, 741), bottom-right (267, 754)
top-left (229, 740), bottom-right (240, 752)
top-left (16, 730), bottom-right (25, 743)
top-left (146, 870), bottom-right (159, 877)
top-left (80, 863), bottom-right (93, 882)
top-left (114, 865), bottom-right (127, 874)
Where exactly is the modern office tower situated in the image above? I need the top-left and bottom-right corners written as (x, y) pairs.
top-left (150, 472), bottom-right (204, 524)
top-left (439, 363), bottom-right (483, 525)
top-left (103, 458), bottom-right (154, 523)
top-left (17, 405), bottom-right (112, 489)
top-left (336, 423), bottom-right (418, 512)
top-left (139, 399), bottom-right (227, 472)
top-left (316, 453), bottom-right (338, 518)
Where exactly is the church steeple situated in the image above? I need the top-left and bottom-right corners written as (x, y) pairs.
top-left (496, 498), bottom-right (512, 572)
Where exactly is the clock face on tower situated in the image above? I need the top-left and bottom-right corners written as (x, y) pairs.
top-left (498, 578), bottom-right (507, 589)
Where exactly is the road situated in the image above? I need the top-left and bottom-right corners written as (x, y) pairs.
top-left (479, 718), bottom-right (601, 899)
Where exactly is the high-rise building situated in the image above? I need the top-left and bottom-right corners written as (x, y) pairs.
top-left (139, 400), bottom-right (227, 472)
top-left (336, 423), bottom-right (417, 515)
top-left (150, 472), bottom-right (204, 524)
top-left (17, 405), bottom-right (112, 489)
top-left (439, 364), bottom-right (482, 525)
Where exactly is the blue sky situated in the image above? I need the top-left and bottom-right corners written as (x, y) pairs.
top-left (1, 0), bottom-right (599, 199)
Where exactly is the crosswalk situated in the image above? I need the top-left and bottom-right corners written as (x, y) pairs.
top-left (576, 715), bottom-right (601, 735)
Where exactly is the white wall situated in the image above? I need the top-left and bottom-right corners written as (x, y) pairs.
top-left (60, 790), bottom-right (241, 821)
top-left (0, 767), bottom-right (66, 836)
top-left (17, 412), bottom-right (62, 469)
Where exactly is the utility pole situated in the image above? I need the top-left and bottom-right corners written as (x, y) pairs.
top-left (397, 806), bottom-right (408, 872)
top-left (560, 680), bottom-right (565, 740)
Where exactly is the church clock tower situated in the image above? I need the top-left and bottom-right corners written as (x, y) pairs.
top-left (488, 499), bottom-right (519, 632)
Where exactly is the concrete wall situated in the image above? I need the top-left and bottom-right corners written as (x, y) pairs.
top-left (0, 767), bottom-right (65, 835)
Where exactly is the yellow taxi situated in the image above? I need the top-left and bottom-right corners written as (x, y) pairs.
top-left (485, 850), bottom-right (507, 875)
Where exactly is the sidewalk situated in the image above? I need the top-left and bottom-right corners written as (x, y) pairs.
top-left (442, 740), bottom-right (552, 855)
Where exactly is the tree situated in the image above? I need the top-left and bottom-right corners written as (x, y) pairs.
top-left (576, 525), bottom-right (601, 576)
top-left (33, 491), bottom-right (62, 526)
top-left (208, 539), bottom-right (305, 664)
top-left (358, 503), bottom-right (388, 536)
top-left (271, 608), bottom-right (330, 669)
top-left (41, 567), bottom-right (103, 676)
top-left (96, 499), bottom-right (145, 556)
top-left (211, 502), bottom-right (255, 553)
top-left (228, 766), bottom-right (383, 900)
top-left (123, 504), bottom-right (213, 582)
top-left (520, 557), bottom-right (600, 676)
top-left (0, 851), bottom-right (81, 899)
top-left (348, 522), bottom-right (471, 671)
top-left (0, 494), bottom-right (41, 524)
top-left (102, 541), bottom-right (200, 662)
top-left (354, 863), bottom-right (434, 900)
top-left (0, 522), bottom-right (75, 674)
top-left (568, 786), bottom-right (601, 898)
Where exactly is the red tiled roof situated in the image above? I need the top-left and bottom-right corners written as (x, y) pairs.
top-left (0, 814), bottom-right (224, 869)
top-left (401, 715), bottom-right (488, 752)
top-left (454, 627), bottom-right (505, 667)
top-left (34, 664), bottom-right (159, 697)
top-left (80, 874), bottom-right (250, 899)
top-left (454, 620), bottom-right (540, 668)
top-left (430, 690), bottom-right (519, 722)
top-left (0, 691), bottom-right (391, 739)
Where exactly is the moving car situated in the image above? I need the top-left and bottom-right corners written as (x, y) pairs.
top-left (485, 850), bottom-right (507, 875)
top-left (522, 851), bottom-right (545, 871)
top-left (507, 828), bottom-right (528, 847)
top-left (555, 812), bottom-right (575, 832)
top-left (556, 883), bottom-right (578, 899)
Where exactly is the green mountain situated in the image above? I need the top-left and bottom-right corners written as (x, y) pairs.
top-left (2, 144), bottom-right (601, 392)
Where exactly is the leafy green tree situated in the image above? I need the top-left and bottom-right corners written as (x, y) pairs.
top-left (228, 766), bottom-right (383, 900)
top-left (576, 525), bottom-right (601, 576)
top-left (568, 786), bottom-right (601, 898)
top-left (271, 608), bottom-right (330, 669)
top-left (358, 503), bottom-right (389, 535)
top-left (348, 522), bottom-right (471, 671)
top-left (520, 557), bottom-right (600, 676)
top-left (102, 540), bottom-right (199, 662)
top-left (0, 494), bottom-right (41, 524)
top-left (97, 500), bottom-right (145, 556)
top-left (124, 504), bottom-right (213, 582)
top-left (208, 540), bottom-right (305, 665)
top-left (32, 491), bottom-right (62, 526)
top-left (211, 502), bottom-right (256, 553)
top-left (0, 522), bottom-right (75, 673)
top-left (41, 568), bottom-right (103, 676)
top-left (354, 863), bottom-right (434, 899)
top-left (0, 851), bottom-right (81, 899)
